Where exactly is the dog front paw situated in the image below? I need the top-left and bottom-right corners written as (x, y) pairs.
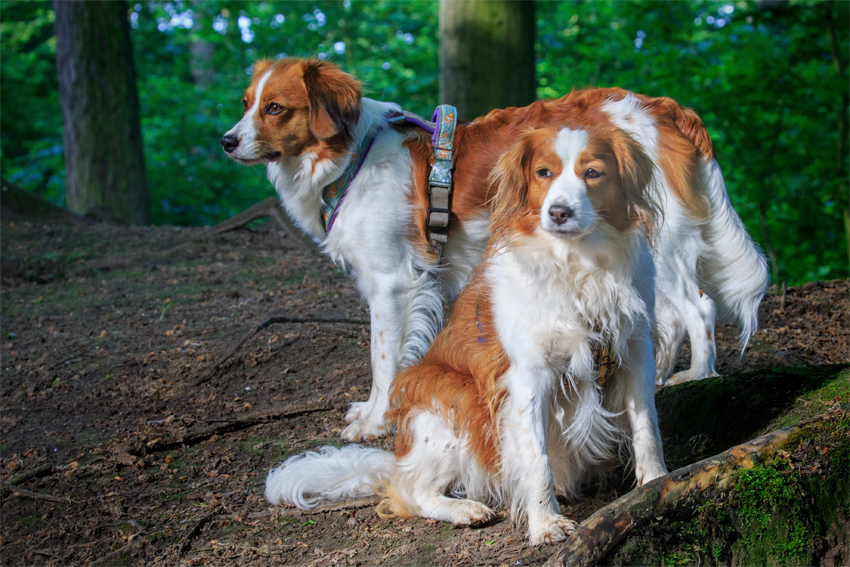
top-left (664, 367), bottom-right (718, 386)
top-left (344, 401), bottom-right (373, 424)
top-left (528, 515), bottom-right (577, 546)
top-left (449, 500), bottom-right (495, 528)
top-left (635, 463), bottom-right (668, 486)
top-left (341, 417), bottom-right (387, 441)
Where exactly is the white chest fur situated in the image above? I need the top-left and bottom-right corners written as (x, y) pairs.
top-left (486, 227), bottom-right (653, 380)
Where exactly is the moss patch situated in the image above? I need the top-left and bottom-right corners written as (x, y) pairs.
top-left (605, 367), bottom-right (849, 566)
top-left (730, 459), bottom-right (816, 565)
top-left (656, 364), bottom-right (848, 470)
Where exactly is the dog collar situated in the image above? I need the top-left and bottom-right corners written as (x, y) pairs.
top-left (321, 126), bottom-right (381, 233)
top-left (593, 340), bottom-right (617, 387)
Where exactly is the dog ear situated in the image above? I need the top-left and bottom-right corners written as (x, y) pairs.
top-left (302, 60), bottom-right (361, 143)
top-left (610, 129), bottom-right (660, 237)
top-left (487, 132), bottom-right (537, 239)
top-left (252, 59), bottom-right (275, 79)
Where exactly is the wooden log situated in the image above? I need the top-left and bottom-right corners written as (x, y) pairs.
top-left (544, 409), bottom-right (846, 567)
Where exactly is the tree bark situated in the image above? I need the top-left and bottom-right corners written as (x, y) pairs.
top-left (439, 0), bottom-right (536, 121)
top-left (54, 0), bottom-right (149, 225)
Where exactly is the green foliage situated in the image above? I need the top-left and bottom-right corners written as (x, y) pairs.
top-left (536, 0), bottom-right (849, 284)
top-left (0, 1), bottom-right (846, 283)
top-left (129, 0), bottom-right (438, 226)
top-left (0, 1), bottom-right (64, 204)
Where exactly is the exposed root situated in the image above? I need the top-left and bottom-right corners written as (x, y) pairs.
top-left (137, 400), bottom-right (335, 455)
top-left (274, 496), bottom-right (382, 517)
top-left (200, 196), bottom-right (316, 252)
top-left (1, 481), bottom-right (72, 504)
top-left (197, 315), bottom-right (369, 385)
top-left (178, 510), bottom-right (218, 555)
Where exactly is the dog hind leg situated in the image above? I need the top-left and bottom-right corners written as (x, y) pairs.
top-left (387, 411), bottom-right (495, 527)
top-left (665, 289), bottom-right (718, 386)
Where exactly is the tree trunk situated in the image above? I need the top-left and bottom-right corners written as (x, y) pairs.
top-left (439, 0), bottom-right (536, 121)
top-left (54, 0), bottom-right (149, 225)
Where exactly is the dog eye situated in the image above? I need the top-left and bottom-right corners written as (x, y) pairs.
top-left (585, 168), bottom-right (602, 180)
top-left (242, 98), bottom-right (248, 112)
top-left (536, 169), bottom-right (552, 178)
top-left (266, 103), bottom-right (284, 115)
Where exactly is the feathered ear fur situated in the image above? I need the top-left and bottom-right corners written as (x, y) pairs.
top-left (301, 60), bottom-right (362, 143)
top-left (487, 130), bottom-right (539, 240)
top-left (251, 59), bottom-right (275, 79)
top-left (609, 129), bottom-right (660, 238)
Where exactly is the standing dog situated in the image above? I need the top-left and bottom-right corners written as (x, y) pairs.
top-left (221, 58), bottom-right (768, 440)
top-left (265, 125), bottom-right (668, 545)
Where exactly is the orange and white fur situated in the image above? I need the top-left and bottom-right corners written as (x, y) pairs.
top-left (222, 58), bottom-right (768, 441)
top-left (265, 125), bottom-right (668, 545)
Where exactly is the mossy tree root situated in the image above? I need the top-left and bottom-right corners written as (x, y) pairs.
top-left (544, 409), bottom-right (847, 567)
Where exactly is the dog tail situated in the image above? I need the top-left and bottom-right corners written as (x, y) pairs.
top-left (697, 159), bottom-right (769, 347)
top-left (265, 445), bottom-right (395, 509)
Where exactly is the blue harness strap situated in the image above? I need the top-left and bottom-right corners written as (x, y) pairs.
top-left (322, 105), bottom-right (460, 258)
top-left (426, 105), bottom-right (458, 255)
top-left (321, 125), bottom-right (381, 233)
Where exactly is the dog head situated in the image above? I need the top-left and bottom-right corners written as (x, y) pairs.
top-left (489, 125), bottom-right (657, 241)
top-left (221, 58), bottom-right (361, 164)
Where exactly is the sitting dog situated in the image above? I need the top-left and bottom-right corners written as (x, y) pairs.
top-left (264, 125), bottom-right (668, 545)
top-left (221, 58), bottom-right (768, 440)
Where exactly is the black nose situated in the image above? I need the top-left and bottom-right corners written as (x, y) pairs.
top-left (220, 134), bottom-right (240, 153)
top-left (548, 205), bottom-right (574, 225)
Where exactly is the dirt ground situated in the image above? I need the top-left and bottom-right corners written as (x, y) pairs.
top-left (0, 216), bottom-right (847, 566)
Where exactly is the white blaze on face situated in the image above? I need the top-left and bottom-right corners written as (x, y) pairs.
top-left (223, 69), bottom-right (273, 163)
top-left (540, 128), bottom-right (596, 236)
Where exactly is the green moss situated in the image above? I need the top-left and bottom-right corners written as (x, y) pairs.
top-left (657, 364), bottom-right (849, 470)
top-left (607, 411), bottom-right (850, 567)
top-left (730, 460), bottom-right (816, 565)
top-left (772, 369), bottom-right (849, 429)
top-left (610, 500), bottom-right (734, 566)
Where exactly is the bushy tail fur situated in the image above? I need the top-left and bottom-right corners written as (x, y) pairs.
top-left (697, 160), bottom-right (770, 346)
top-left (265, 445), bottom-right (395, 509)
top-left (666, 101), bottom-right (769, 347)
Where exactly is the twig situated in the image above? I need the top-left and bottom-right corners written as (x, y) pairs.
top-left (32, 549), bottom-right (65, 560)
top-left (198, 315), bottom-right (369, 385)
top-left (178, 510), bottom-right (218, 555)
top-left (1, 482), bottom-right (71, 504)
top-left (48, 348), bottom-right (87, 370)
top-left (277, 496), bottom-right (381, 517)
top-left (140, 400), bottom-right (334, 455)
top-left (199, 197), bottom-right (316, 252)
top-left (5, 464), bottom-right (54, 486)
top-left (88, 541), bottom-right (139, 567)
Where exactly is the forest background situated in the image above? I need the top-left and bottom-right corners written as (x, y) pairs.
top-left (1, 0), bottom-right (848, 286)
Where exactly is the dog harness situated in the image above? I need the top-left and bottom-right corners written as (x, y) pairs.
top-left (593, 340), bottom-right (617, 388)
top-left (387, 105), bottom-right (458, 257)
top-left (320, 106), bottom-right (459, 258)
top-left (320, 124), bottom-right (381, 233)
